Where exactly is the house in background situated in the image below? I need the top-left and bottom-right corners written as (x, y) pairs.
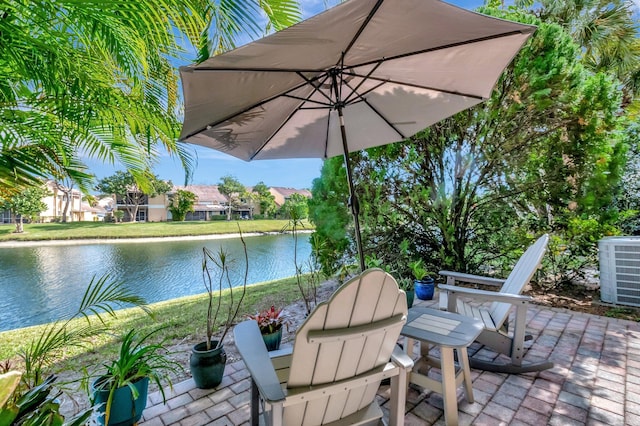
top-left (1, 183), bottom-right (311, 224)
top-left (269, 187), bottom-right (312, 207)
top-left (40, 181), bottom-right (83, 222)
top-left (1, 180), bottom-right (104, 223)
top-left (113, 192), bottom-right (168, 222)
top-left (0, 209), bottom-right (13, 224)
top-left (172, 185), bottom-right (227, 221)
top-left (172, 185), bottom-right (259, 220)
top-left (79, 202), bottom-right (106, 221)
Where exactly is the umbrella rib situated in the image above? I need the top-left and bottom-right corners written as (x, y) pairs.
top-left (342, 79), bottom-right (387, 106)
top-left (362, 98), bottom-right (406, 139)
top-left (350, 29), bottom-right (532, 70)
top-left (349, 72), bottom-right (486, 100)
top-left (342, 61), bottom-right (383, 105)
top-left (324, 104), bottom-right (331, 158)
top-left (342, 80), bottom-right (406, 140)
top-left (283, 94), bottom-right (332, 108)
top-left (189, 66), bottom-right (327, 73)
top-left (296, 71), bottom-right (335, 105)
top-left (248, 106), bottom-right (303, 161)
top-left (186, 30), bottom-right (531, 74)
top-left (182, 73), bottom-right (332, 140)
top-left (248, 73), bottom-right (335, 160)
top-left (341, 0), bottom-right (385, 60)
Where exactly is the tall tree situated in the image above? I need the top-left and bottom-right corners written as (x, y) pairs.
top-left (309, 157), bottom-right (352, 273)
top-left (1, 1), bottom-right (302, 196)
top-left (96, 171), bottom-right (172, 222)
top-left (169, 189), bottom-right (197, 221)
top-left (252, 182), bottom-right (277, 218)
top-left (1, 186), bottom-right (49, 233)
top-left (280, 193), bottom-right (309, 220)
top-left (310, 7), bottom-right (627, 283)
top-left (53, 178), bottom-right (76, 223)
top-left (516, 0), bottom-right (640, 107)
top-left (614, 122), bottom-right (640, 233)
top-left (218, 175), bottom-right (246, 220)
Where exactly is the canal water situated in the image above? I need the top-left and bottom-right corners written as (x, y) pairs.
top-left (0, 234), bottom-right (311, 332)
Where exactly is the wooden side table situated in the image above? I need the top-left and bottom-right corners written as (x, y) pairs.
top-left (401, 306), bottom-right (483, 426)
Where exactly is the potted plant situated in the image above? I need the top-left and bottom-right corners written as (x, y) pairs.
top-left (409, 259), bottom-right (435, 300)
top-left (91, 327), bottom-right (181, 426)
top-left (190, 228), bottom-right (248, 389)
top-left (398, 277), bottom-right (415, 308)
top-left (248, 305), bottom-right (290, 351)
top-left (0, 371), bottom-right (92, 426)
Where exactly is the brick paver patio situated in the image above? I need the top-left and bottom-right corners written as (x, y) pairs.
top-left (138, 296), bottom-right (640, 426)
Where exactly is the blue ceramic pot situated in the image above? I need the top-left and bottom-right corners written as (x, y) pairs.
top-left (190, 341), bottom-right (226, 389)
top-left (414, 278), bottom-right (435, 300)
top-left (405, 289), bottom-right (415, 308)
top-left (92, 376), bottom-right (149, 426)
top-left (262, 328), bottom-right (283, 351)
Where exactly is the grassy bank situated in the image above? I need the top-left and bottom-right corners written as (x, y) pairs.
top-left (0, 219), bottom-right (313, 242)
top-left (0, 275), bottom-right (308, 373)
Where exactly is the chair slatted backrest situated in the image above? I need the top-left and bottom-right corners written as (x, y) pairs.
top-left (489, 234), bottom-right (549, 328)
top-left (285, 269), bottom-right (407, 425)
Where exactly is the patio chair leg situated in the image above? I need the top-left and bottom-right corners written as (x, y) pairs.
top-left (440, 347), bottom-right (458, 426)
top-left (458, 347), bottom-right (474, 403)
top-left (390, 369), bottom-right (407, 426)
top-left (251, 378), bottom-right (259, 426)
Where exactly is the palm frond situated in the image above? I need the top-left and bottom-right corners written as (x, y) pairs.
top-left (78, 275), bottom-right (151, 323)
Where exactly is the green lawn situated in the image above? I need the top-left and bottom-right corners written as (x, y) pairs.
top-left (0, 219), bottom-right (320, 399)
top-left (0, 219), bottom-right (313, 242)
top-left (0, 275), bottom-right (310, 375)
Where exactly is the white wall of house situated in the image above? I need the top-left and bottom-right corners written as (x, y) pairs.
top-left (40, 182), bottom-right (83, 222)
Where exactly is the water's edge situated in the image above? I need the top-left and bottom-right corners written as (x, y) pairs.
top-left (0, 274), bottom-right (297, 335)
top-left (0, 230), bottom-right (314, 248)
top-left (0, 232), bottom-right (313, 331)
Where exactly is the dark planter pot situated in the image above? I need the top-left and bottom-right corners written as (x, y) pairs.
top-left (92, 376), bottom-right (149, 426)
top-left (405, 289), bottom-right (415, 308)
top-left (414, 278), bottom-right (435, 300)
top-left (262, 328), bottom-right (283, 351)
top-left (190, 341), bottom-right (226, 389)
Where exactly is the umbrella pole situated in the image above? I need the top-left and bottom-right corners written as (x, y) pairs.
top-left (337, 106), bottom-right (366, 272)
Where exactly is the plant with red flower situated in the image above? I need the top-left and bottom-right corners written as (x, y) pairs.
top-left (248, 306), bottom-right (290, 335)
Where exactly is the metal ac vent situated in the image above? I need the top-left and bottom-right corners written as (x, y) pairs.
top-left (599, 237), bottom-right (640, 307)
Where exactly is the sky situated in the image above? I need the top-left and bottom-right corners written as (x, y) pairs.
top-left (86, 0), bottom-right (492, 190)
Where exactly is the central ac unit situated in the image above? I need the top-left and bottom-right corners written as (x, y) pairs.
top-left (599, 236), bottom-right (640, 307)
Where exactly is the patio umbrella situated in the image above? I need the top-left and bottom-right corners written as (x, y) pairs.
top-left (179, 0), bottom-right (536, 271)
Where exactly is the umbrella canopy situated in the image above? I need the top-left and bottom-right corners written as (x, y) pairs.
top-left (179, 0), bottom-right (536, 270)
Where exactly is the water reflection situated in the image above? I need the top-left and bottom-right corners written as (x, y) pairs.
top-left (0, 234), bottom-right (310, 332)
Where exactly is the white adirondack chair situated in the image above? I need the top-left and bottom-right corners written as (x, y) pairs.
top-left (234, 268), bottom-right (413, 426)
top-left (438, 234), bottom-right (551, 374)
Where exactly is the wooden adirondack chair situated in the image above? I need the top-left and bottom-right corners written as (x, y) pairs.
top-left (234, 268), bottom-right (413, 426)
top-left (438, 234), bottom-right (551, 374)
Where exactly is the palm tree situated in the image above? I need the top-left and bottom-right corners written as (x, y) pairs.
top-left (522, 0), bottom-right (640, 105)
top-left (0, 0), bottom-right (301, 196)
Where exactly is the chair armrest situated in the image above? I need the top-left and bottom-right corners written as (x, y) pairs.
top-left (233, 320), bottom-right (286, 403)
top-left (268, 345), bottom-right (293, 360)
top-left (439, 270), bottom-right (506, 287)
top-left (438, 284), bottom-right (532, 304)
top-left (391, 344), bottom-right (414, 370)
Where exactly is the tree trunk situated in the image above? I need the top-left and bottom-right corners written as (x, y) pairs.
top-left (14, 217), bottom-right (23, 233)
top-left (62, 192), bottom-right (70, 222)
